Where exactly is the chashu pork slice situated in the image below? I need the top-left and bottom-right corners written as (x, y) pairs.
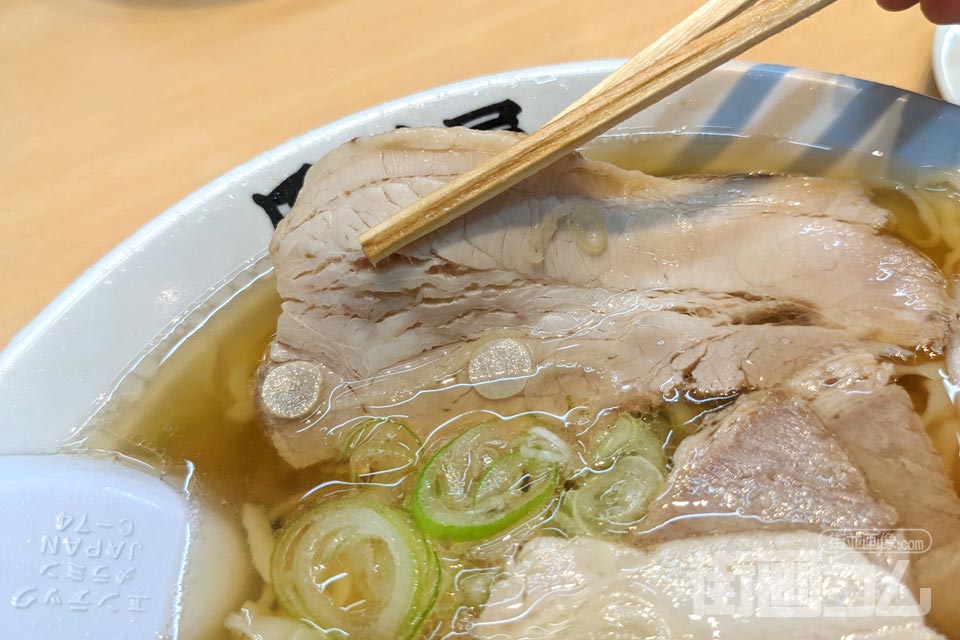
top-left (641, 358), bottom-right (960, 637)
top-left (788, 354), bottom-right (960, 639)
top-left (807, 384), bottom-right (960, 639)
top-left (641, 388), bottom-right (899, 538)
top-left (272, 126), bottom-right (953, 377)
top-left (807, 384), bottom-right (960, 549)
top-left (265, 307), bottom-right (908, 467)
top-left (261, 127), bottom-right (957, 466)
top-left (474, 533), bottom-right (943, 640)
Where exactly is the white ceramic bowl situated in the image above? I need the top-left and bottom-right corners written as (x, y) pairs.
top-left (934, 25), bottom-right (960, 105)
top-left (2, 60), bottom-right (960, 453)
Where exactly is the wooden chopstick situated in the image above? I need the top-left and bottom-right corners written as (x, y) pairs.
top-left (359, 0), bottom-right (838, 264)
top-left (555, 0), bottom-right (758, 119)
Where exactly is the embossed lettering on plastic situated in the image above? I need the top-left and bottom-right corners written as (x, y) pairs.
top-left (8, 512), bottom-right (149, 617)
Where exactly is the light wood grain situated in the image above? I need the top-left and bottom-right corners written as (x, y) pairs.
top-left (0, 0), bottom-right (939, 346)
top-left (360, 0), bottom-right (838, 262)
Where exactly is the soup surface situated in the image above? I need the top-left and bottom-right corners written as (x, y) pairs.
top-left (75, 133), bottom-right (960, 639)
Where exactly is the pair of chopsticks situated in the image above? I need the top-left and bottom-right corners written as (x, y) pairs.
top-left (359, 0), bottom-right (839, 264)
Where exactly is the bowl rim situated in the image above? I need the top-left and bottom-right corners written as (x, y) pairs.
top-left (9, 58), bottom-right (954, 359)
top-left (3, 58), bottom-right (959, 453)
top-left (4, 60), bottom-right (941, 354)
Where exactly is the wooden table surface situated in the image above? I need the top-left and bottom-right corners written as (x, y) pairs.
top-left (0, 0), bottom-right (940, 349)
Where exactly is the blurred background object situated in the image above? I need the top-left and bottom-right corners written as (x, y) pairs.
top-left (934, 25), bottom-right (960, 103)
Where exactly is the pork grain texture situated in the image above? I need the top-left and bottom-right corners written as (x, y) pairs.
top-left (262, 127), bottom-right (956, 467)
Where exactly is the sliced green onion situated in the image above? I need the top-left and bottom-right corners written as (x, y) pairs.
top-left (519, 425), bottom-right (572, 465)
top-left (411, 421), bottom-right (562, 541)
top-left (474, 452), bottom-right (555, 514)
top-left (558, 455), bottom-right (665, 535)
top-left (271, 498), bottom-right (439, 640)
top-left (591, 413), bottom-right (667, 471)
top-left (555, 412), bottom-right (669, 536)
top-left (342, 418), bottom-right (421, 484)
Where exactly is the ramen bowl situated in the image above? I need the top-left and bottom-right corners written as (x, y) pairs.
top-left (1, 61), bottom-right (959, 639)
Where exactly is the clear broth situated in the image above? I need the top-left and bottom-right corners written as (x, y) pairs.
top-left (74, 133), bottom-right (960, 638)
